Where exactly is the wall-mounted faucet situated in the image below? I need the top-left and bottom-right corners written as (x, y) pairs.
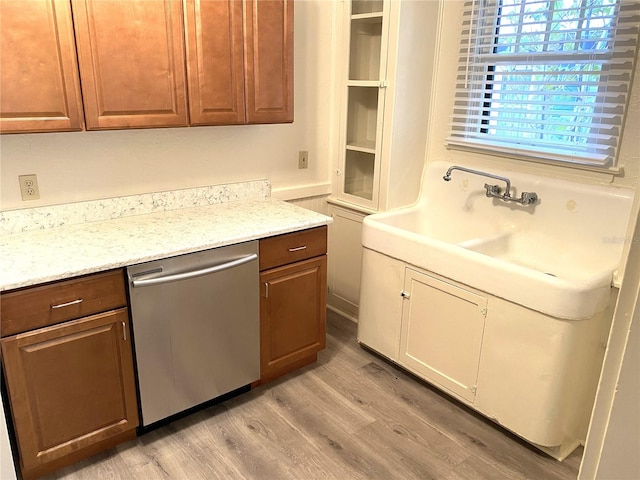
top-left (443, 165), bottom-right (538, 206)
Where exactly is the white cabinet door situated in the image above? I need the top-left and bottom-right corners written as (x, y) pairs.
top-left (399, 268), bottom-right (487, 403)
top-left (358, 248), bottom-right (404, 360)
top-left (327, 205), bottom-right (366, 320)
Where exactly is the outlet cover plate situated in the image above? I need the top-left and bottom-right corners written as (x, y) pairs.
top-left (19, 174), bottom-right (40, 201)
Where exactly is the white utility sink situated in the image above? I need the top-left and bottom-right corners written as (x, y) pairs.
top-left (362, 161), bottom-right (634, 319)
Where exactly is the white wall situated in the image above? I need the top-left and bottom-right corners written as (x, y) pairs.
top-left (0, 1), bottom-right (337, 210)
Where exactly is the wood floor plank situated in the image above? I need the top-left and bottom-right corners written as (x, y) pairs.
top-left (43, 310), bottom-right (580, 480)
top-left (260, 379), bottom-right (398, 479)
top-left (223, 390), bottom-right (350, 479)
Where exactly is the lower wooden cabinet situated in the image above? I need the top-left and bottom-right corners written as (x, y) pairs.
top-left (258, 227), bottom-right (327, 383)
top-left (0, 271), bottom-right (138, 480)
top-left (260, 256), bottom-right (327, 381)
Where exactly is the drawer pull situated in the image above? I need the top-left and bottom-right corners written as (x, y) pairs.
top-left (50, 298), bottom-right (83, 310)
top-left (122, 321), bottom-right (127, 341)
top-left (288, 246), bottom-right (307, 252)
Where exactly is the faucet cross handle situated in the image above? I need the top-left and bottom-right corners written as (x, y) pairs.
top-left (484, 183), bottom-right (502, 198)
top-left (520, 192), bottom-right (538, 205)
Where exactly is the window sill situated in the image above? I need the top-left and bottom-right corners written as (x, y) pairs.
top-left (445, 139), bottom-right (624, 179)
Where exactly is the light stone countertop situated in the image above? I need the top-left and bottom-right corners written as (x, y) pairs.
top-left (1, 197), bottom-right (331, 292)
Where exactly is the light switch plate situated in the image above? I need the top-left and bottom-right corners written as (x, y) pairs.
top-left (298, 151), bottom-right (309, 169)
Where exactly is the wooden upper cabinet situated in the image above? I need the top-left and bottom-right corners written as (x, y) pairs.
top-left (184, 0), bottom-right (246, 125)
top-left (1, 0), bottom-right (292, 132)
top-left (244, 0), bottom-right (294, 124)
top-left (0, 0), bottom-right (84, 133)
top-left (71, 0), bottom-right (188, 130)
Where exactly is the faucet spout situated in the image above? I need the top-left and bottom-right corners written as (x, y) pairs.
top-left (443, 165), bottom-right (539, 206)
top-left (443, 166), bottom-right (511, 196)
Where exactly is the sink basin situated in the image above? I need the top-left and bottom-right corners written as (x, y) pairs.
top-left (462, 230), bottom-right (617, 281)
top-left (362, 161), bottom-right (634, 319)
top-left (367, 207), bottom-right (505, 244)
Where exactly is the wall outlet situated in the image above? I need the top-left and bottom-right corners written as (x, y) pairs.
top-left (298, 151), bottom-right (309, 169)
top-left (19, 174), bottom-right (40, 201)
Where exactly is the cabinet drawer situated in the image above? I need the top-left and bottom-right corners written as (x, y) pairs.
top-left (1, 270), bottom-right (127, 337)
top-left (259, 226), bottom-right (327, 271)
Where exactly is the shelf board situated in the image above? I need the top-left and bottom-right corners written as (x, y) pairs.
top-left (351, 12), bottom-right (384, 22)
top-left (344, 187), bottom-right (374, 202)
top-left (346, 142), bottom-right (376, 154)
top-left (347, 80), bottom-right (380, 88)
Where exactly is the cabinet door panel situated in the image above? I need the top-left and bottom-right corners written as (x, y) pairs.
top-left (0, 0), bottom-right (84, 133)
top-left (184, 0), bottom-right (245, 125)
top-left (399, 269), bottom-right (486, 403)
top-left (327, 206), bottom-right (364, 319)
top-left (72, 0), bottom-right (188, 129)
top-left (260, 256), bottom-right (326, 379)
top-left (1, 309), bottom-right (138, 473)
top-left (244, 0), bottom-right (293, 124)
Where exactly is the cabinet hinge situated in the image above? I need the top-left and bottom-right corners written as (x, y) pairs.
top-left (401, 290), bottom-right (410, 299)
top-left (480, 306), bottom-right (487, 317)
top-left (379, 80), bottom-right (389, 88)
top-left (470, 385), bottom-right (477, 394)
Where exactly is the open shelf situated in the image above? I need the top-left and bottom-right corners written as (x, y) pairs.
top-left (346, 140), bottom-right (376, 153)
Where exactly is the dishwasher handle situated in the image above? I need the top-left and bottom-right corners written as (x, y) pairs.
top-left (131, 253), bottom-right (258, 288)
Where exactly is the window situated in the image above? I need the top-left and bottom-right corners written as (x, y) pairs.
top-left (447, 0), bottom-right (639, 168)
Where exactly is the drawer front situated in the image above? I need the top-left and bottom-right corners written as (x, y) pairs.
top-left (1, 269), bottom-right (127, 337)
top-left (259, 226), bottom-right (327, 271)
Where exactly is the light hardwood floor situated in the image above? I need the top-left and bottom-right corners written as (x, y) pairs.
top-left (46, 310), bottom-right (581, 479)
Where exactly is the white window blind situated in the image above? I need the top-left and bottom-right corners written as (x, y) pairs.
top-left (447, 0), bottom-right (640, 168)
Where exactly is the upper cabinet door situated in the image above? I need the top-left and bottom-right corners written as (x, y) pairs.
top-left (71, 0), bottom-right (188, 130)
top-left (0, 0), bottom-right (84, 133)
top-left (244, 0), bottom-right (293, 124)
top-left (184, 0), bottom-right (245, 125)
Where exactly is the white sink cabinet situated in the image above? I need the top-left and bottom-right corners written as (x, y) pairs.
top-left (359, 249), bottom-right (612, 461)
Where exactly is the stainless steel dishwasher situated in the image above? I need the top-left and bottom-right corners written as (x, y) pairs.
top-left (127, 241), bottom-right (260, 428)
